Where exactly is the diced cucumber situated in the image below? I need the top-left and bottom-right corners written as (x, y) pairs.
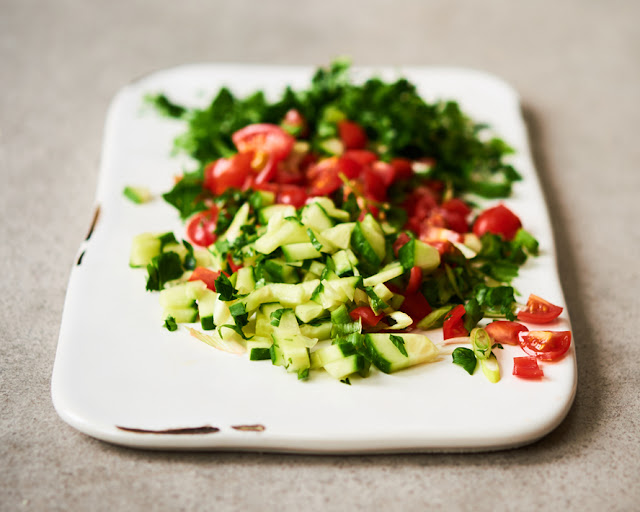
top-left (159, 281), bottom-right (207, 309)
top-left (247, 336), bottom-right (273, 361)
top-left (310, 341), bottom-right (357, 369)
top-left (372, 282), bottom-right (394, 303)
top-left (163, 306), bottom-right (197, 324)
top-left (364, 333), bottom-right (439, 374)
top-left (129, 233), bottom-right (162, 267)
top-left (198, 289), bottom-right (217, 330)
top-left (398, 238), bottom-right (440, 273)
top-left (300, 320), bottom-right (332, 340)
top-left (308, 261), bottom-right (326, 277)
top-left (350, 222), bottom-right (381, 275)
top-left (235, 267), bottom-right (255, 295)
top-left (219, 202), bottom-right (250, 244)
top-left (362, 262), bottom-right (404, 287)
top-left (332, 250), bottom-right (354, 277)
top-left (123, 186), bottom-right (152, 204)
top-left (258, 204), bottom-right (296, 225)
top-left (255, 303), bottom-right (281, 336)
top-left (266, 283), bottom-right (308, 307)
top-left (281, 243), bottom-right (322, 262)
top-left (263, 258), bottom-right (299, 283)
top-left (250, 190), bottom-right (276, 209)
top-left (295, 301), bottom-right (325, 323)
top-left (244, 286), bottom-right (275, 312)
top-left (330, 276), bottom-right (361, 302)
top-left (255, 217), bottom-right (308, 254)
top-left (301, 202), bottom-right (334, 232)
top-left (324, 353), bottom-right (366, 380)
top-left (310, 197), bottom-right (351, 222)
top-left (271, 335), bottom-right (310, 373)
top-left (273, 309), bottom-right (300, 336)
top-left (359, 214), bottom-right (386, 261)
top-left (318, 137), bottom-right (344, 156)
top-left (322, 222), bottom-right (355, 249)
top-left (384, 311), bottom-right (413, 330)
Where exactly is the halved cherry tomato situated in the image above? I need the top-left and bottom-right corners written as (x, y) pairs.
top-left (519, 330), bottom-right (572, 361)
top-left (441, 198), bottom-right (472, 217)
top-left (188, 267), bottom-right (223, 291)
top-left (186, 208), bottom-right (219, 247)
top-left (203, 152), bottom-right (254, 195)
top-left (338, 120), bottom-right (367, 150)
top-left (440, 198), bottom-right (471, 233)
top-left (443, 304), bottom-right (468, 340)
top-left (517, 294), bottom-right (563, 323)
top-left (349, 306), bottom-right (385, 327)
top-left (513, 356), bottom-right (544, 379)
top-left (362, 166), bottom-right (387, 202)
top-left (472, 204), bottom-right (522, 240)
top-left (399, 291), bottom-right (432, 325)
top-left (406, 266), bottom-right (422, 294)
top-left (485, 320), bottom-right (529, 345)
top-left (277, 185), bottom-right (308, 208)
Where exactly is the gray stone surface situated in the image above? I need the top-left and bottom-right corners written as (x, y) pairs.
top-left (1, 0), bottom-right (639, 510)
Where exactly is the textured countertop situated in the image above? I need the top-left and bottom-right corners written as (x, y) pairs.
top-left (2, 1), bottom-right (639, 510)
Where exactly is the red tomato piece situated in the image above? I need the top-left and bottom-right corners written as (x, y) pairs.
top-left (472, 204), bottom-right (522, 240)
top-left (188, 267), bottom-right (222, 291)
top-left (204, 152), bottom-right (254, 195)
top-left (390, 158), bottom-right (413, 181)
top-left (399, 291), bottom-right (432, 325)
top-left (406, 266), bottom-right (422, 294)
top-left (371, 161), bottom-right (396, 187)
top-left (485, 320), bottom-right (529, 345)
top-left (443, 304), bottom-right (468, 340)
top-left (441, 198), bottom-right (471, 217)
top-left (232, 123), bottom-right (295, 162)
top-left (227, 254), bottom-right (242, 273)
top-left (393, 233), bottom-right (411, 257)
top-left (307, 156), bottom-right (362, 196)
top-left (349, 306), bottom-right (385, 327)
top-left (343, 149), bottom-right (378, 166)
top-left (513, 356), bottom-right (544, 379)
top-left (186, 208), bottom-right (219, 247)
top-left (362, 166), bottom-right (387, 202)
top-left (519, 330), bottom-right (572, 361)
top-left (517, 294), bottom-right (564, 323)
top-left (281, 109), bottom-right (307, 137)
top-left (277, 185), bottom-right (308, 208)
top-left (338, 120), bottom-right (368, 150)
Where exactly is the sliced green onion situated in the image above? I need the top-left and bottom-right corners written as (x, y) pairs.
top-left (480, 353), bottom-right (501, 383)
top-left (470, 327), bottom-right (492, 360)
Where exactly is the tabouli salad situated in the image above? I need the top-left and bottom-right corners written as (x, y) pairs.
top-left (128, 60), bottom-right (571, 384)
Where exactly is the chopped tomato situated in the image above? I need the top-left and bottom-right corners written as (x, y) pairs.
top-left (343, 149), bottom-right (378, 166)
top-left (188, 267), bottom-right (223, 291)
top-left (399, 291), bottom-right (432, 325)
top-left (517, 294), bottom-right (564, 323)
top-left (232, 123), bottom-right (295, 162)
top-left (203, 152), bottom-right (254, 195)
top-left (362, 166), bottom-right (387, 202)
top-left (440, 198), bottom-right (471, 233)
top-left (349, 306), bottom-right (384, 327)
top-left (371, 161), bottom-right (396, 187)
top-left (393, 232), bottom-right (411, 257)
top-left (338, 120), bottom-right (367, 150)
top-left (308, 156), bottom-right (362, 196)
top-left (426, 240), bottom-right (453, 256)
top-left (390, 158), bottom-right (413, 181)
top-left (277, 185), bottom-right (308, 208)
top-left (513, 356), bottom-right (544, 379)
top-left (443, 304), bottom-right (468, 340)
top-left (519, 330), bottom-right (572, 361)
top-left (406, 266), bottom-right (422, 294)
top-left (485, 320), bottom-right (529, 345)
top-left (186, 208), bottom-right (219, 247)
top-left (227, 254), bottom-right (242, 273)
top-left (281, 109), bottom-right (307, 137)
top-left (473, 204), bottom-right (522, 240)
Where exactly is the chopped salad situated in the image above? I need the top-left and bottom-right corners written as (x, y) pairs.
top-left (129, 60), bottom-right (571, 383)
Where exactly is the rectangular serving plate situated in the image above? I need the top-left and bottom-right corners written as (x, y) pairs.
top-left (51, 64), bottom-right (576, 453)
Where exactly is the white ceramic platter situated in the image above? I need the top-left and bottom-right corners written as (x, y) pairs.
top-left (52, 64), bottom-right (576, 452)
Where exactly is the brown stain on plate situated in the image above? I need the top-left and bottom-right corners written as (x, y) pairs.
top-left (116, 425), bottom-right (220, 435)
top-left (231, 424), bottom-right (266, 432)
top-left (85, 205), bottom-right (101, 241)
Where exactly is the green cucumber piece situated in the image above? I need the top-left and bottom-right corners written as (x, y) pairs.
top-left (219, 202), bottom-right (250, 244)
top-left (323, 353), bottom-right (366, 380)
top-left (281, 243), bottom-right (323, 262)
top-left (364, 333), bottom-right (439, 374)
top-left (258, 204), bottom-right (296, 225)
top-left (398, 238), bottom-right (440, 273)
top-left (362, 262), bottom-right (404, 287)
top-left (301, 202), bottom-right (334, 231)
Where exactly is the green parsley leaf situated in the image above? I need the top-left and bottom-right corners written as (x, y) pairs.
top-left (390, 335), bottom-right (408, 357)
top-left (229, 302), bottom-right (249, 329)
top-left (182, 240), bottom-right (196, 270)
top-left (452, 347), bottom-right (477, 375)
top-left (214, 273), bottom-right (237, 301)
top-left (146, 252), bottom-right (183, 291)
top-left (163, 316), bottom-right (178, 331)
